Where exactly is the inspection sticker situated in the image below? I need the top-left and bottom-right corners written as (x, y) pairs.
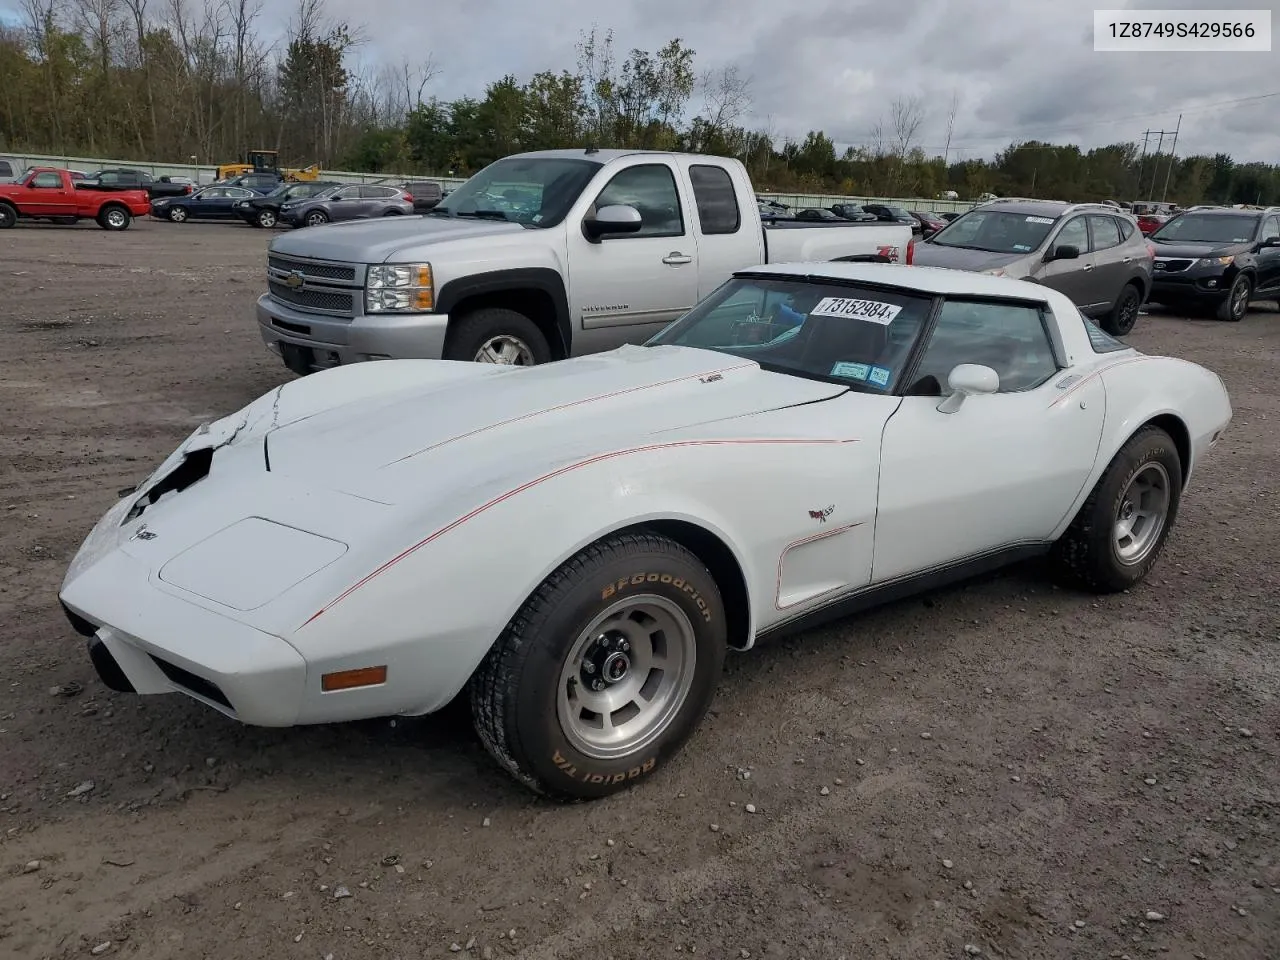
top-left (1026, 216), bottom-right (1055, 224)
top-left (830, 361), bottom-right (870, 380)
top-left (868, 365), bottom-right (892, 387)
top-left (810, 296), bottom-right (902, 325)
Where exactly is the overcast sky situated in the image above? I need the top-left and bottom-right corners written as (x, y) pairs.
top-left (3, 0), bottom-right (1277, 163)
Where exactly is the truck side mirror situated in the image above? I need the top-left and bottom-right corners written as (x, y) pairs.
top-left (583, 204), bottom-right (643, 242)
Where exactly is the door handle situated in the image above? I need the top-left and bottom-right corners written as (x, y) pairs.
top-left (1122, 257), bottom-right (1133, 263)
top-left (662, 252), bottom-right (693, 265)
top-left (1082, 263), bottom-right (1094, 271)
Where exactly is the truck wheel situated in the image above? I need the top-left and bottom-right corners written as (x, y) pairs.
top-left (98, 205), bottom-right (131, 231)
top-left (1216, 274), bottom-right (1251, 322)
top-left (1050, 425), bottom-right (1182, 593)
top-left (469, 529), bottom-right (727, 800)
top-left (168, 206), bottom-right (188, 223)
top-left (444, 307), bottom-right (552, 365)
top-left (0, 203), bottom-right (17, 229)
top-left (1100, 282), bottom-right (1142, 336)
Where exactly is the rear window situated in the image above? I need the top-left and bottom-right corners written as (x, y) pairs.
top-left (0, 160), bottom-right (13, 177)
top-left (689, 164), bottom-right (741, 235)
top-left (1082, 315), bottom-right (1129, 353)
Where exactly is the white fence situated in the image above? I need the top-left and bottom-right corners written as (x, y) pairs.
top-left (2, 150), bottom-right (979, 214)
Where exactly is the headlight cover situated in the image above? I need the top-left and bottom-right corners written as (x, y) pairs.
top-left (365, 263), bottom-right (434, 313)
top-left (1197, 256), bottom-right (1234, 267)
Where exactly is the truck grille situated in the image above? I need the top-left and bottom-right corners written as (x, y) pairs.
top-left (267, 280), bottom-right (355, 313)
top-left (267, 255), bottom-right (356, 282)
top-left (266, 253), bottom-right (362, 318)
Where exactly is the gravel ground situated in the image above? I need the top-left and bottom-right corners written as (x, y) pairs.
top-left (1, 219), bottom-right (1278, 960)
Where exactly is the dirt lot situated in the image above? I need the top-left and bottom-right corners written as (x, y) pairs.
top-left (0, 218), bottom-right (1277, 960)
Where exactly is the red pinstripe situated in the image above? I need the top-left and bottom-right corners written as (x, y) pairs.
top-left (301, 436), bottom-right (861, 628)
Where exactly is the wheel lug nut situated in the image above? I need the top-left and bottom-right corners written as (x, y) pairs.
top-left (583, 662), bottom-right (595, 674)
top-left (592, 679), bottom-right (604, 691)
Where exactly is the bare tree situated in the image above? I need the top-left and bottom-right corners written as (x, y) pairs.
top-left (942, 89), bottom-right (959, 165)
top-left (890, 94), bottom-right (924, 159)
top-left (699, 64), bottom-right (751, 134)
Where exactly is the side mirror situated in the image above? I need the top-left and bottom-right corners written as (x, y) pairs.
top-left (1045, 243), bottom-right (1080, 262)
top-left (936, 363), bottom-right (1000, 414)
top-left (1261, 236), bottom-right (1280, 247)
top-left (583, 204), bottom-right (643, 241)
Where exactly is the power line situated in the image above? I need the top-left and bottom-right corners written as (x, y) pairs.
top-left (821, 89), bottom-right (1280, 153)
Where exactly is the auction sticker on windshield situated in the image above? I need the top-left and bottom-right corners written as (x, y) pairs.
top-left (830, 361), bottom-right (870, 380)
top-left (1026, 216), bottom-right (1055, 224)
top-left (810, 297), bottom-right (903, 325)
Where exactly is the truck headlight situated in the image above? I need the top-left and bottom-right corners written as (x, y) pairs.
top-left (365, 263), bottom-right (434, 313)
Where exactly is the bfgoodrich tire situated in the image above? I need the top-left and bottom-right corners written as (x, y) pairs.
top-left (1051, 425), bottom-right (1182, 593)
top-left (469, 530), bottom-right (727, 801)
top-left (444, 307), bottom-right (552, 365)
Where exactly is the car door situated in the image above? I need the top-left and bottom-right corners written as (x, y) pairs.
top-left (565, 159), bottom-right (701, 354)
top-left (222, 187), bottom-right (255, 215)
top-left (1033, 215), bottom-right (1097, 310)
top-left (1256, 215), bottom-right (1280, 294)
top-left (871, 298), bottom-right (1106, 584)
top-left (192, 187), bottom-right (225, 217)
top-left (25, 171), bottom-right (72, 216)
top-left (1085, 214), bottom-right (1130, 309)
top-left (327, 185), bottom-right (365, 221)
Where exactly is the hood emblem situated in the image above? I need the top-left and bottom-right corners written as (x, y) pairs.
top-left (808, 505), bottom-right (834, 523)
top-left (129, 524), bottom-right (157, 541)
top-left (285, 270), bottom-right (304, 288)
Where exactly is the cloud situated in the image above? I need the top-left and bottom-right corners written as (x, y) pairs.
top-left (275, 0), bottom-right (1278, 162)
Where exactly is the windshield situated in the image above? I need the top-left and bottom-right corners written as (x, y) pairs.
top-left (431, 156), bottom-right (602, 226)
top-left (929, 209), bottom-right (1059, 253)
top-left (646, 276), bottom-right (935, 391)
top-left (1150, 213), bottom-right (1259, 244)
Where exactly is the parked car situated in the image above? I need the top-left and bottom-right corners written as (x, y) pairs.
top-left (911, 210), bottom-right (948, 237)
top-left (84, 168), bottom-right (193, 200)
top-left (233, 180), bottom-right (342, 228)
top-left (1135, 213), bottom-right (1168, 236)
top-left (794, 207), bottom-right (843, 221)
top-left (401, 180), bottom-right (444, 213)
top-left (861, 203), bottom-right (922, 235)
top-left (224, 171), bottom-right (286, 194)
top-left (828, 203), bottom-right (878, 222)
top-left (938, 211), bottom-right (962, 222)
top-left (0, 167), bottom-right (149, 230)
top-left (1146, 205), bottom-right (1280, 321)
top-left (276, 182), bottom-right (414, 228)
top-left (256, 148), bottom-right (916, 375)
top-left (151, 185), bottom-right (259, 222)
top-left (911, 199), bottom-right (1154, 335)
top-left (59, 261), bottom-right (1233, 801)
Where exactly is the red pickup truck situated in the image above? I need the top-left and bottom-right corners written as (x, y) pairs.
top-left (0, 167), bottom-right (151, 230)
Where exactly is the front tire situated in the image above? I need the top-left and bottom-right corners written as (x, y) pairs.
top-left (1101, 282), bottom-right (1142, 336)
top-left (256, 209), bottom-right (277, 228)
top-left (1050, 425), bottom-right (1182, 593)
top-left (1216, 274), bottom-right (1251, 321)
top-left (469, 530), bottom-right (727, 801)
top-left (167, 205), bottom-right (188, 223)
top-left (444, 307), bottom-right (552, 365)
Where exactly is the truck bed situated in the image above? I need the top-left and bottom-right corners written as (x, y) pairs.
top-left (762, 216), bottom-right (911, 264)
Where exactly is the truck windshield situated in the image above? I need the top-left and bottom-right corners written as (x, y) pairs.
top-left (430, 157), bottom-right (602, 227)
top-left (646, 276), bottom-right (936, 393)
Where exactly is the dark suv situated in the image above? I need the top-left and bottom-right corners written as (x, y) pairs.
top-left (911, 199), bottom-right (1155, 335)
top-left (1146, 206), bottom-right (1280, 321)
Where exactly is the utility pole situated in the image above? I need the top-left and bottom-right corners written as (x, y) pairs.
top-left (1147, 131), bottom-right (1166, 197)
top-left (1137, 129), bottom-right (1151, 197)
top-left (1159, 113), bottom-right (1182, 204)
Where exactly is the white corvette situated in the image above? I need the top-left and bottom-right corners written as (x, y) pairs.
top-left (59, 262), bottom-right (1231, 800)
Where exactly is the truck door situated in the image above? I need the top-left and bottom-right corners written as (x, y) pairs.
top-left (676, 160), bottom-right (766, 301)
top-left (26, 171), bottom-right (73, 217)
top-left (566, 159), bottom-right (701, 354)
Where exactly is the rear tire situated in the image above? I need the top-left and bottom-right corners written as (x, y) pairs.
top-left (444, 307), bottom-right (552, 365)
top-left (1100, 282), bottom-right (1142, 336)
top-left (1050, 426), bottom-right (1182, 593)
top-left (1216, 274), bottom-right (1251, 321)
top-left (469, 530), bottom-right (727, 800)
top-left (98, 205), bottom-right (131, 231)
top-left (0, 203), bottom-right (16, 229)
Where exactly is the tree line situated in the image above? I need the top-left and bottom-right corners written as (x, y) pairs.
top-left (1, 0), bottom-right (1277, 206)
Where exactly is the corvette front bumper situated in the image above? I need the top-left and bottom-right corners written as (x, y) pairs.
top-left (60, 544), bottom-right (308, 726)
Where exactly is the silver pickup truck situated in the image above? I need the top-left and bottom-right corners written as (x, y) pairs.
top-left (256, 148), bottom-right (916, 373)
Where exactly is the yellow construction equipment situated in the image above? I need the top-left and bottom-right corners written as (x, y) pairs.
top-left (215, 151), bottom-right (322, 182)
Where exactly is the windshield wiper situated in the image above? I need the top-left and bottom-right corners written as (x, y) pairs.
top-left (454, 210), bottom-right (509, 221)
top-left (426, 207), bottom-right (454, 217)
